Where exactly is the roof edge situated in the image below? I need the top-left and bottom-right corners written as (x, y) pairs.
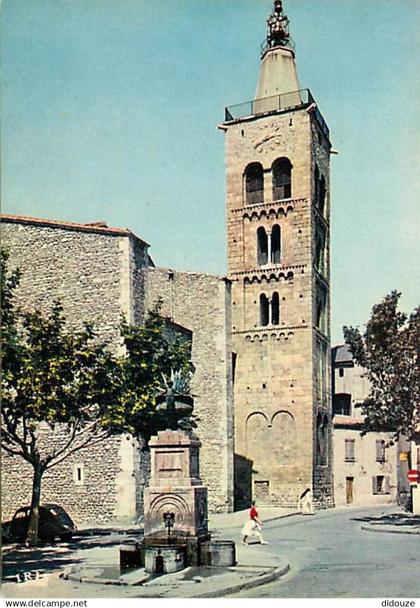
top-left (0, 214), bottom-right (149, 246)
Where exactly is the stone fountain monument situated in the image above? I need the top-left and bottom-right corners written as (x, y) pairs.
top-left (142, 380), bottom-right (213, 571)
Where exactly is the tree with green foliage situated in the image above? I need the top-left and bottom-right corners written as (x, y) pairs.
top-left (1, 251), bottom-right (194, 545)
top-left (343, 291), bottom-right (419, 442)
top-left (117, 314), bottom-right (195, 441)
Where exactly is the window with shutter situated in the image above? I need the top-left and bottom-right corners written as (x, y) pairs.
top-left (345, 439), bottom-right (355, 462)
top-left (245, 163), bottom-right (264, 205)
top-left (272, 158), bottom-right (292, 201)
top-left (373, 475), bottom-right (385, 494)
top-left (376, 440), bottom-right (386, 463)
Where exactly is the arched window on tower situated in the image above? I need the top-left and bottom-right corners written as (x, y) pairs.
top-left (271, 224), bottom-right (281, 263)
top-left (257, 227), bottom-right (268, 265)
top-left (319, 175), bottom-right (326, 214)
top-left (314, 164), bottom-right (319, 206)
top-left (271, 292), bottom-right (280, 325)
top-left (272, 158), bottom-right (292, 200)
top-left (245, 163), bottom-right (264, 205)
top-left (316, 291), bottom-right (326, 333)
top-left (316, 301), bottom-right (323, 331)
top-left (260, 293), bottom-right (269, 326)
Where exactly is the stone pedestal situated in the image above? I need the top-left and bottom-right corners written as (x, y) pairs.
top-left (144, 430), bottom-right (208, 538)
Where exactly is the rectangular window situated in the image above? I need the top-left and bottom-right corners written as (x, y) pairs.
top-left (345, 439), bottom-right (355, 462)
top-left (376, 440), bottom-right (386, 463)
top-left (339, 367), bottom-right (344, 378)
top-left (372, 475), bottom-right (390, 494)
top-left (333, 393), bottom-right (351, 416)
top-left (73, 463), bottom-right (85, 486)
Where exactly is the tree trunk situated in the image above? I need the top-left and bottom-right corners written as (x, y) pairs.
top-left (26, 463), bottom-right (43, 545)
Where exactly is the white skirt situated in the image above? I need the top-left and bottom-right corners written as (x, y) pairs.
top-left (241, 519), bottom-right (259, 536)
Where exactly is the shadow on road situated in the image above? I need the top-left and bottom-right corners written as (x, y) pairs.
top-left (2, 546), bottom-right (81, 582)
top-left (351, 512), bottom-right (420, 528)
top-left (2, 529), bottom-right (142, 583)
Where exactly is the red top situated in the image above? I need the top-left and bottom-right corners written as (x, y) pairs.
top-left (250, 506), bottom-right (258, 520)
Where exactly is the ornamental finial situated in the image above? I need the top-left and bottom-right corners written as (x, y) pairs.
top-left (266, 0), bottom-right (291, 51)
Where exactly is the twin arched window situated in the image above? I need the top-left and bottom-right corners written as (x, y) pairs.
top-left (260, 292), bottom-right (280, 326)
top-left (257, 225), bottom-right (281, 265)
top-left (244, 157), bottom-right (292, 205)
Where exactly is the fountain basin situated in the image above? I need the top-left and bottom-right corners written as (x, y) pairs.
top-left (200, 540), bottom-right (236, 567)
top-left (144, 544), bottom-right (186, 574)
top-left (119, 540), bottom-right (144, 570)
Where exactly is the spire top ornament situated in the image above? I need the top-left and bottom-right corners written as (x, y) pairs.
top-left (265, 0), bottom-right (292, 53)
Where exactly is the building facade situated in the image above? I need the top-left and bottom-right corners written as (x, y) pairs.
top-left (221, 1), bottom-right (333, 508)
top-left (1, 214), bottom-right (234, 523)
top-left (332, 344), bottom-right (398, 506)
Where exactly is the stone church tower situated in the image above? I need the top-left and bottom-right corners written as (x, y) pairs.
top-left (221, 1), bottom-right (333, 508)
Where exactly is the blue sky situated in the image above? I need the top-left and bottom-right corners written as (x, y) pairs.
top-left (2, 0), bottom-right (419, 344)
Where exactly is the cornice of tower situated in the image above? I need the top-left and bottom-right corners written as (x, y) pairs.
top-left (231, 197), bottom-right (306, 221)
top-left (229, 263), bottom-right (306, 284)
top-left (232, 325), bottom-right (308, 342)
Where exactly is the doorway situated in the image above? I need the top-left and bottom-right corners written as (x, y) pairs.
top-left (346, 476), bottom-right (354, 504)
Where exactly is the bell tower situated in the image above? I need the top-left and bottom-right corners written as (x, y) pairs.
top-left (221, 1), bottom-right (333, 509)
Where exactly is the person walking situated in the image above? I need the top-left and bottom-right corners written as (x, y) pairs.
top-left (241, 501), bottom-right (268, 544)
top-left (299, 488), bottom-right (314, 515)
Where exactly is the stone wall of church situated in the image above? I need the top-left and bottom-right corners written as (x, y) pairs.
top-left (1, 218), bottom-right (148, 343)
top-left (144, 267), bottom-right (234, 513)
top-left (1, 217), bottom-right (149, 524)
top-left (1, 435), bottom-right (128, 526)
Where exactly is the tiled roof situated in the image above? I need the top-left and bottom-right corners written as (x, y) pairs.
top-left (332, 343), bottom-right (353, 364)
top-left (0, 214), bottom-right (149, 245)
top-left (333, 415), bottom-right (364, 428)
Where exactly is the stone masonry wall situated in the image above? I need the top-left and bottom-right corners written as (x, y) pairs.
top-left (1, 217), bottom-right (148, 524)
top-left (144, 267), bottom-right (234, 513)
top-left (224, 106), bottom-right (333, 508)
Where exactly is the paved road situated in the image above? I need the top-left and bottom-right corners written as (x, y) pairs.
top-left (231, 506), bottom-right (419, 598)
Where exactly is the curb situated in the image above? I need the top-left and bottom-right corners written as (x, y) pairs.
top-left (193, 562), bottom-right (290, 598)
top-left (264, 511), bottom-right (301, 524)
top-left (62, 571), bottom-right (139, 587)
top-left (209, 510), bottom-right (301, 532)
top-left (61, 560), bottom-right (290, 598)
top-left (360, 525), bottom-right (420, 535)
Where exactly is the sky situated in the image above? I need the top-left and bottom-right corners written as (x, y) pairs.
top-left (2, 0), bottom-right (419, 345)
